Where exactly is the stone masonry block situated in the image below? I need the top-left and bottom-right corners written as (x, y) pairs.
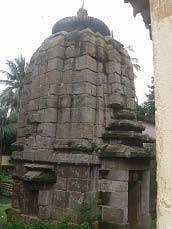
top-left (75, 55), bottom-right (97, 72)
top-left (108, 73), bottom-right (121, 84)
top-left (106, 61), bottom-right (121, 75)
top-left (56, 165), bottom-right (71, 178)
top-left (109, 94), bottom-right (124, 108)
top-left (62, 70), bottom-right (73, 84)
top-left (55, 176), bottom-right (67, 191)
top-left (39, 97), bottom-right (58, 109)
top-left (46, 70), bottom-right (62, 85)
top-left (72, 95), bottom-right (96, 109)
top-left (71, 108), bottom-right (96, 123)
top-left (27, 113), bottom-right (41, 124)
top-left (126, 98), bottom-right (136, 111)
top-left (56, 165), bottom-right (90, 179)
top-left (56, 123), bottom-right (94, 139)
top-left (65, 46), bottom-right (78, 58)
top-left (52, 190), bottom-right (69, 208)
top-left (111, 83), bottom-right (123, 93)
top-left (57, 108), bottom-right (70, 123)
top-left (96, 36), bottom-right (106, 47)
top-left (47, 58), bottom-right (63, 72)
top-left (73, 82), bottom-right (96, 96)
top-left (69, 191), bottom-right (85, 208)
top-left (98, 180), bottom-right (128, 192)
top-left (35, 136), bottom-right (54, 149)
top-left (102, 206), bottom-right (124, 224)
top-left (107, 49), bottom-right (122, 62)
top-left (97, 46), bottom-right (106, 62)
top-left (109, 192), bottom-right (128, 209)
top-left (37, 123), bottom-right (56, 137)
top-left (72, 69), bottom-right (97, 85)
top-left (47, 46), bottom-right (65, 59)
top-left (64, 58), bottom-right (75, 70)
top-left (56, 83), bottom-right (72, 95)
top-left (80, 42), bottom-right (96, 57)
top-left (79, 31), bottom-right (96, 44)
top-left (107, 170), bottom-right (129, 181)
top-left (73, 166), bottom-right (90, 179)
top-left (38, 190), bottom-right (52, 206)
top-left (35, 51), bottom-right (47, 65)
top-left (39, 108), bottom-right (57, 122)
top-left (38, 206), bottom-right (50, 219)
top-left (67, 178), bottom-right (89, 192)
top-left (58, 95), bottom-right (72, 108)
top-left (41, 35), bottom-right (65, 50)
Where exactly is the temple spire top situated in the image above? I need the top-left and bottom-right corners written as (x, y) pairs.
top-left (77, 0), bottom-right (88, 17)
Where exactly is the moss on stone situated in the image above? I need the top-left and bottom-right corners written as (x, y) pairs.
top-left (107, 120), bottom-right (145, 132)
top-left (102, 131), bottom-right (155, 143)
top-left (34, 171), bottom-right (56, 182)
top-left (99, 144), bottom-right (153, 159)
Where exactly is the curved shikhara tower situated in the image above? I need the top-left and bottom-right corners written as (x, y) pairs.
top-left (11, 7), bottom-right (153, 228)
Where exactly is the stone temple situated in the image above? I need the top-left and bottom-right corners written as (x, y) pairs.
top-left (11, 6), bottom-right (154, 229)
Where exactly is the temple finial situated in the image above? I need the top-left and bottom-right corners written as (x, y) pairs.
top-left (82, 0), bottom-right (85, 9)
top-left (77, 0), bottom-right (88, 17)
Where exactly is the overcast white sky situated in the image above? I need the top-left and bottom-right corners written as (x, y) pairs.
top-left (0, 0), bottom-right (154, 104)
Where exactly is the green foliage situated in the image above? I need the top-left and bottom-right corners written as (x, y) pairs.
top-left (136, 76), bottom-right (155, 124)
top-left (25, 220), bottom-right (56, 229)
top-left (0, 55), bottom-right (27, 154)
top-left (80, 222), bottom-right (90, 229)
top-left (57, 212), bottom-right (72, 229)
top-left (0, 203), bottom-right (11, 221)
top-left (74, 197), bottom-right (101, 226)
top-left (0, 107), bottom-right (18, 154)
top-left (1, 197), bottom-right (100, 228)
top-left (0, 174), bottom-right (13, 183)
top-left (3, 217), bottom-right (25, 229)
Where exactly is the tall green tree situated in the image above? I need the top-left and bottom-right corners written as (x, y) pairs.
top-left (0, 55), bottom-right (27, 113)
top-left (0, 55), bottom-right (27, 154)
top-left (137, 76), bottom-right (155, 123)
top-left (0, 108), bottom-right (17, 154)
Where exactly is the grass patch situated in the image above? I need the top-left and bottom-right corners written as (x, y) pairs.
top-left (0, 203), bottom-right (11, 221)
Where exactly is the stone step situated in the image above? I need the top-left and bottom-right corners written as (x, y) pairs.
top-left (106, 119), bottom-right (145, 132)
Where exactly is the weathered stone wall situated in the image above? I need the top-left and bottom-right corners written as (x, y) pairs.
top-left (13, 28), bottom-right (135, 161)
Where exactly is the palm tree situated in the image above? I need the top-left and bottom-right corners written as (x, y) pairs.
top-left (0, 55), bottom-right (27, 113)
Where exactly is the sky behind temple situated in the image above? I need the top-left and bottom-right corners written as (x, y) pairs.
top-left (0, 0), bottom-right (154, 104)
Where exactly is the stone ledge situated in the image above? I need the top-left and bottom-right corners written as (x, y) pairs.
top-left (102, 131), bottom-right (155, 144)
top-left (12, 151), bottom-right (101, 165)
top-left (107, 119), bottom-right (145, 132)
top-left (99, 144), bottom-right (153, 159)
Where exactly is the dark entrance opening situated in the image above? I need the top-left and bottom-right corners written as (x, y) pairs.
top-left (128, 170), bottom-right (142, 229)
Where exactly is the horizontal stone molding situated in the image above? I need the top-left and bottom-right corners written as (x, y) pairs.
top-left (12, 151), bottom-right (100, 165)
